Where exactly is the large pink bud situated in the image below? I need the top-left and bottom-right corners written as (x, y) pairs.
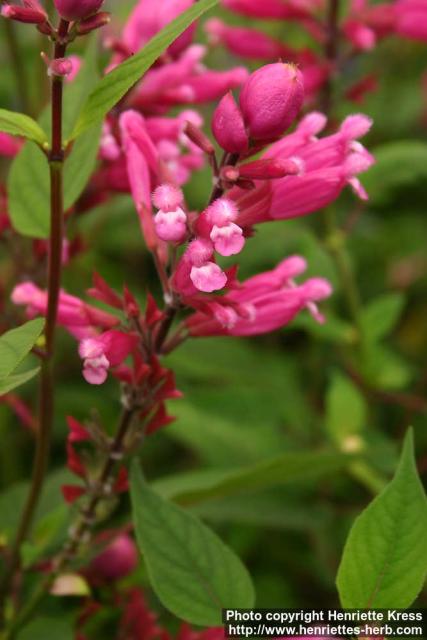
top-left (54, 0), bottom-right (104, 21)
top-left (239, 63), bottom-right (304, 141)
top-left (212, 92), bottom-right (249, 154)
top-left (89, 534), bottom-right (138, 581)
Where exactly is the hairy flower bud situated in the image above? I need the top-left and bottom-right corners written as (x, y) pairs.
top-left (53, 0), bottom-right (105, 21)
top-left (239, 63), bottom-right (304, 141)
top-left (212, 92), bottom-right (249, 153)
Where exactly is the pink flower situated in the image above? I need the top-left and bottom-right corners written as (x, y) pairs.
top-left (190, 262), bottom-right (228, 293)
top-left (154, 208), bottom-right (187, 243)
top-left (222, 0), bottom-right (317, 20)
top-left (234, 112), bottom-right (374, 226)
top-left (11, 282), bottom-right (119, 339)
top-left (212, 92), bottom-right (249, 154)
top-left (206, 18), bottom-right (289, 59)
top-left (239, 63), bottom-right (305, 141)
top-left (119, 111), bottom-right (163, 255)
top-left (210, 223), bottom-right (245, 257)
top-left (78, 330), bottom-right (138, 385)
top-left (394, 0), bottom-right (427, 42)
top-left (121, 0), bottom-right (195, 58)
top-left (53, 0), bottom-right (104, 21)
top-left (152, 184), bottom-right (187, 243)
top-left (186, 257), bottom-right (332, 336)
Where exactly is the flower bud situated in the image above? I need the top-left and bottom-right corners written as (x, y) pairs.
top-left (53, 0), bottom-right (105, 21)
top-left (238, 158), bottom-right (301, 180)
top-left (76, 11), bottom-right (110, 34)
top-left (1, 4), bottom-right (47, 24)
top-left (239, 63), bottom-right (304, 141)
top-left (89, 534), bottom-right (139, 581)
top-left (212, 92), bottom-right (249, 154)
top-left (152, 184), bottom-right (184, 212)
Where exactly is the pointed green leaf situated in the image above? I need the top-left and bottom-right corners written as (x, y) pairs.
top-left (72, 0), bottom-right (219, 139)
top-left (326, 372), bottom-right (367, 445)
top-left (337, 429), bottom-right (427, 608)
top-left (0, 368), bottom-right (40, 395)
top-left (361, 293), bottom-right (405, 344)
top-left (8, 38), bottom-right (101, 238)
top-left (130, 462), bottom-right (255, 626)
top-left (0, 109), bottom-right (48, 146)
top-left (154, 450), bottom-right (354, 506)
top-left (0, 319), bottom-right (44, 378)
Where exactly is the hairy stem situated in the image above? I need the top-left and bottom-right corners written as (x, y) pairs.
top-left (0, 19), bottom-right (69, 615)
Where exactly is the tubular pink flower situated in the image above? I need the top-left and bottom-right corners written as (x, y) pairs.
top-left (234, 111), bottom-right (375, 227)
top-left (205, 18), bottom-right (289, 60)
top-left (239, 63), bottom-right (305, 141)
top-left (11, 282), bottom-right (119, 339)
top-left (53, 0), bottom-right (105, 21)
top-left (186, 257), bottom-right (332, 336)
top-left (212, 92), bottom-right (249, 154)
top-left (222, 0), bottom-right (315, 20)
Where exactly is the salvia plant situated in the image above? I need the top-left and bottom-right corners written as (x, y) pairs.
top-left (0, 0), bottom-right (426, 637)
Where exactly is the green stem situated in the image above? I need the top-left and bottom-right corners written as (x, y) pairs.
top-left (0, 19), bottom-right (69, 617)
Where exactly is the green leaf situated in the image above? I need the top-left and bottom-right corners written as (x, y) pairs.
top-left (0, 368), bottom-right (40, 395)
top-left (336, 429), bottom-right (427, 608)
top-left (153, 450), bottom-right (354, 506)
top-left (0, 319), bottom-right (44, 378)
top-left (361, 293), bottom-right (405, 343)
top-left (0, 469), bottom-right (73, 539)
top-left (325, 372), bottom-right (367, 446)
top-left (0, 109), bottom-right (48, 146)
top-left (8, 38), bottom-right (101, 238)
top-left (17, 617), bottom-right (73, 640)
top-left (130, 462), bottom-right (255, 626)
top-left (8, 141), bottom-right (49, 237)
top-left (8, 123), bottom-right (102, 238)
top-left (72, 0), bottom-right (219, 139)
top-left (362, 141), bottom-right (427, 206)
top-left (363, 344), bottom-right (412, 390)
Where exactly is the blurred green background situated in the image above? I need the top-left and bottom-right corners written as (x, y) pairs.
top-left (0, 0), bottom-right (427, 624)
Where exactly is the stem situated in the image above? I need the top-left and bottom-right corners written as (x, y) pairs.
top-left (5, 407), bottom-right (137, 639)
top-left (320, 0), bottom-right (340, 115)
top-left (318, 0), bottom-right (366, 354)
top-left (2, 19), bottom-right (31, 114)
top-left (0, 19), bottom-right (69, 614)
